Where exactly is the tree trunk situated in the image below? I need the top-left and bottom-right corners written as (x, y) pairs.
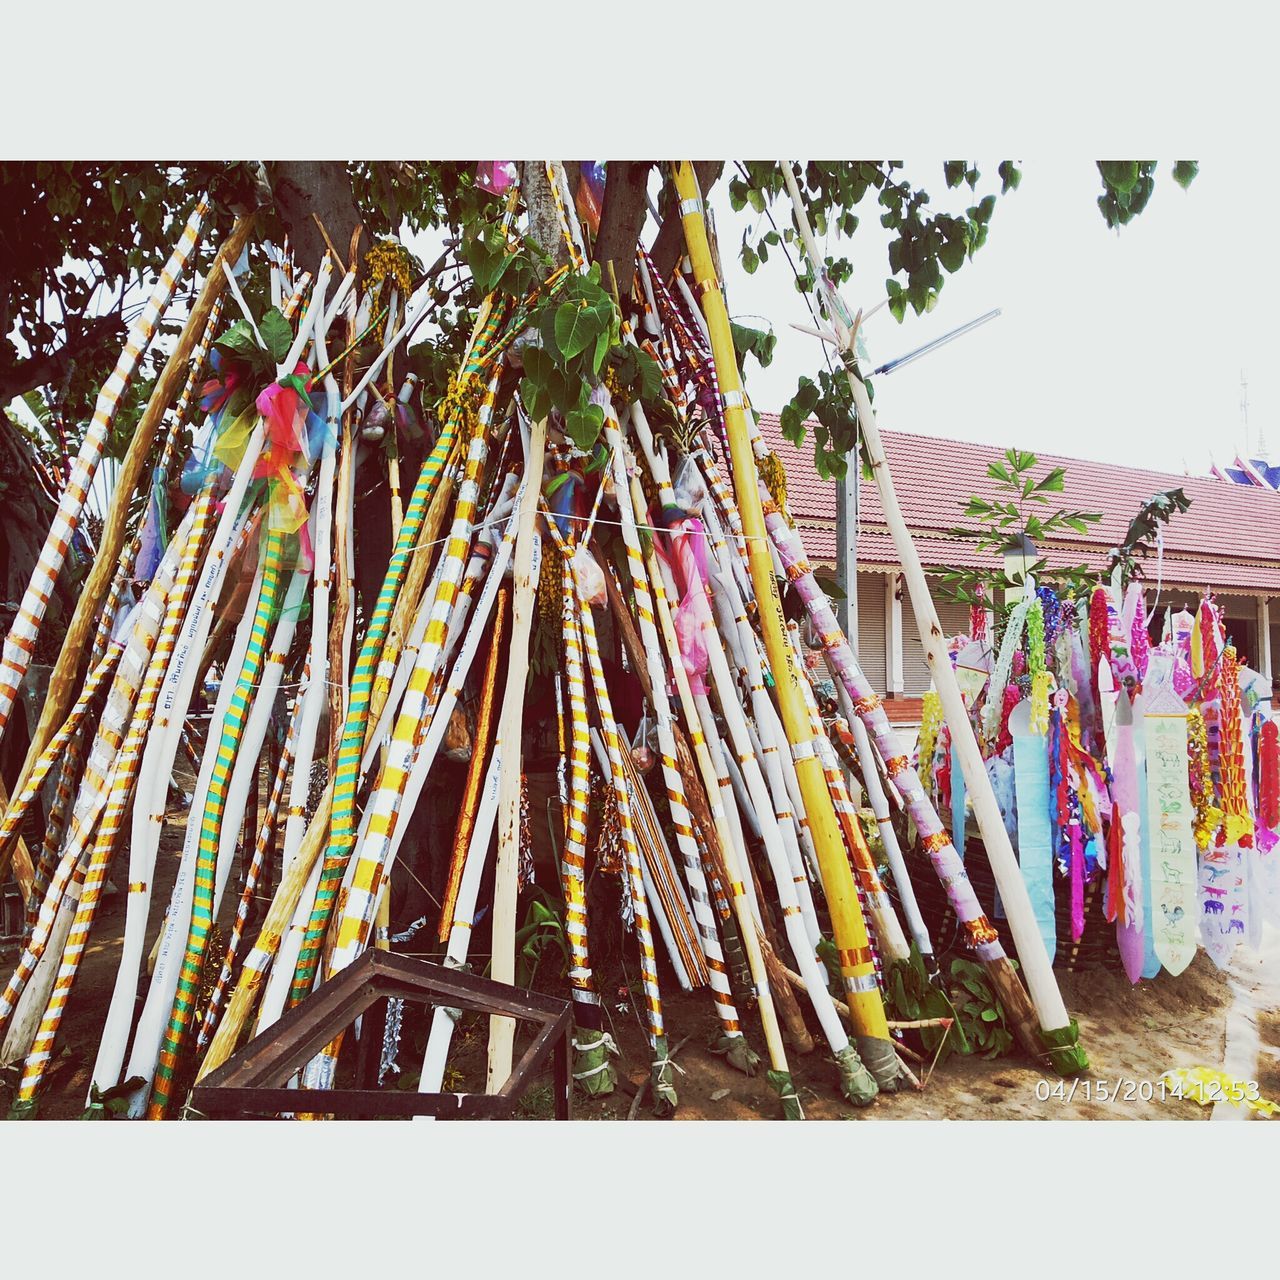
top-left (519, 162), bottom-right (572, 268)
top-left (267, 162), bottom-right (364, 281)
top-left (592, 162), bottom-right (652, 300)
top-left (650, 161), bottom-right (723, 279)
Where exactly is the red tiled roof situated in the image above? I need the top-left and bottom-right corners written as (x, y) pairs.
top-left (756, 414), bottom-right (1280, 595)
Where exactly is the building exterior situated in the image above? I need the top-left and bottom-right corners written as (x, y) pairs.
top-left (758, 414), bottom-right (1280, 726)
top-left (1213, 452), bottom-right (1280, 491)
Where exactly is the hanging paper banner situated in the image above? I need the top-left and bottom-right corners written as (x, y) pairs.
top-left (1142, 659), bottom-right (1206, 974)
top-left (1010, 701), bottom-right (1056, 962)
top-left (1099, 657), bottom-right (1118, 768)
top-left (954, 641), bottom-right (991, 708)
top-left (1131, 690), bottom-right (1162, 979)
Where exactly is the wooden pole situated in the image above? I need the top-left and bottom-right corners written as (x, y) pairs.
top-left (0, 215), bottom-right (257, 889)
top-left (485, 417), bottom-right (546, 1092)
top-left (779, 162), bottom-right (1079, 1057)
top-left (671, 163), bottom-right (897, 1085)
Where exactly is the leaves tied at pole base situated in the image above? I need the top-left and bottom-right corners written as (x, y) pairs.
top-left (834, 1043), bottom-right (878, 1107)
top-left (710, 1032), bottom-right (761, 1077)
top-left (857, 1034), bottom-right (905, 1093)
top-left (571, 1028), bottom-right (618, 1098)
top-left (7, 1097), bottom-right (38, 1121)
top-left (766, 1069), bottom-right (805, 1120)
top-left (1038, 1019), bottom-right (1089, 1077)
top-left (650, 1035), bottom-right (679, 1117)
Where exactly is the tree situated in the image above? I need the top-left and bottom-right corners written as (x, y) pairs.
top-left (2, 159), bottom-right (1200, 476)
top-left (936, 447), bottom-right (1192, 611)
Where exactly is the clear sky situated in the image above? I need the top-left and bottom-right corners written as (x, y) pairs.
top-left (712, 160), bottom-right (1278, 478)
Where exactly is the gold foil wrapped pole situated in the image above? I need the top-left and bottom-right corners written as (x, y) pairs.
top-left (438, 588), bottom-right (508, 941)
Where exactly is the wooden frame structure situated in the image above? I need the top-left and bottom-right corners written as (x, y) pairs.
top-left (190, 949), bottom-right (573, 1119)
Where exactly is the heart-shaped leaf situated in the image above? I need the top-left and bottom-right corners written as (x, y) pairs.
top-left (554, 301), bottom-right (599, 361)
top-left (259, 308), bottom-right (293, 364)
top-left (565, 403), bottom-right (605, 450)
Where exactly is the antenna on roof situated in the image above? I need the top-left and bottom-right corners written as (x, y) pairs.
top-left (871, 308), bottom-right (1002, 377)
top-left (1241, 368), bottom-right (1250, 458)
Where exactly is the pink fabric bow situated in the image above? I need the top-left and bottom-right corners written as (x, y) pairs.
top-left (254, 363), bottom-right (312, 534)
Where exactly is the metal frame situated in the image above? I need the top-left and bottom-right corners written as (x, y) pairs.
top-left (190, 949), bottom-right (573, 1120)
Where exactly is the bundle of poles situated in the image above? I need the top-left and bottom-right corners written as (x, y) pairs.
top-left (0, 161), bottom-right (1085, 1121)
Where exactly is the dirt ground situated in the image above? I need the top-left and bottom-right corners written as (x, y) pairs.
top-left (4, 779), bottom-right (1273, 1121)
top-left (515, 952), bottom-right (1240, 1121)
top-left (9, 916), bottom-right (1253, 1123)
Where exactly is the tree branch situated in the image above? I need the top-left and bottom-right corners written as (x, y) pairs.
top-left (0, 310), bottom-right (127, 406)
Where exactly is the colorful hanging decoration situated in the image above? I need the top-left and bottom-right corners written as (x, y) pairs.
top-left (906, 567), bottom-right (1278, 987)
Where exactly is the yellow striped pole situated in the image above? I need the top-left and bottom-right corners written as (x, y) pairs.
top-left (671, 163), bottom-right (899, 1089)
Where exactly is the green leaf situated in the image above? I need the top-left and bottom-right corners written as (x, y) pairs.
top-left (1099, 160), bottom-right (1141, 194)
top-left (258, 308), bottom-right (293, 365)
top-left (565, 403), bottom-right (605, 451)
top-left (214, 318), bottom-right (263, 359)
top-left (998, 161), bottom-right (1021, 193)
top-left (1172, 160), bottom-right (1199, 190)
top-left (554, 301), bottom-right (599, 361)
top-left (520, 346), bottom-right (552, 419)
top-left (635, 350), bottom-right (662, 402)
top-left (939, 237), bottom-right (966, 273)
top-left (590, 328), bottom-right (610, 378)
top-left (944, 161), bottom-right (966, 189)
top-left (980, 1007), bottom-right (999, 1022)
top-left (521, 344), bottom-right (551, 382)
top-left (730, 321), bottom-right (776, 370)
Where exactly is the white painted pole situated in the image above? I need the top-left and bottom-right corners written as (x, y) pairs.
top-left (781, 163), bottom-right (1072, 1038)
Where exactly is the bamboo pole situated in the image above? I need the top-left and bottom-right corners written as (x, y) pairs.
top-left (135, 549), bottom-right (275, 1115)
top-left (86, 485), bottom-right (224, 1100)
top-left (280, 286), bottom-right (340, 870)
top-left (833, 663), bottom-right (936, 968)
top-left (671, 163), bottom-right (899, 1089)
top-left (3, 793), bottom-right (35, 903)
top-left (693, 475), bottom-right (827, 947)
top-left (418, 748), bottom-right (502, 1102)
top-left (110, 441), bottom-right (265, 1110)
top-left (0, 216), bottom-right (256, 892)
top-left (196, 681), bottom-right (303, 1053)
top-left (327, 245), bottom-right (361, 775)
top-left (13, 529), bottom-right (200, 1105)
top-left (321, 370), bottom-right (502, 989)
top-left (778, 163), bottom-right (1083, 1070)
top-left (632, 473), bottom-right (805, 1102)
top-left (485, 417), bottom-right (546, 1092)
top-left (439, 592), bottom-right (506, 939)
top-left (788, 621), bottom-right (910, 963)
top-left (600, 417), bottom-right (754, 1065)
top-left (195, 785), bottom-right (335, 1082)
top-left (0, 201), bottom-right (217, 750)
